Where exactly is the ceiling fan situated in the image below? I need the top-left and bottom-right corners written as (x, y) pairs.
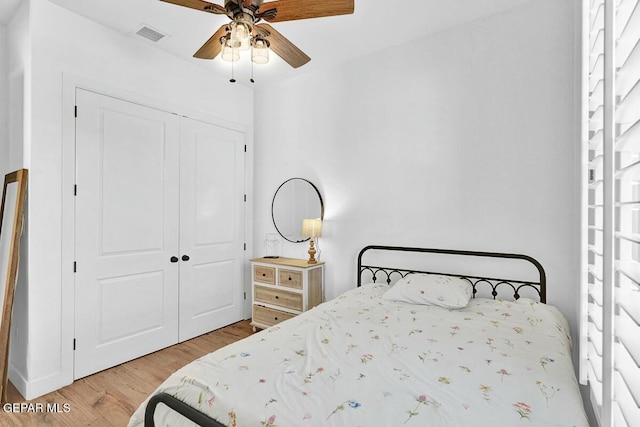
top-left (160, 0), bottom-right (355, 69)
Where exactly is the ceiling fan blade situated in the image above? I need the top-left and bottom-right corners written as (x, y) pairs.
top-left (256, 23), bottom-right (310, 68)
top-left (258, 0), bottom-right (353, 22)
top-left (193, 24), bottom-right (229, 59)
top-left (159, 0), bottom-right (226, 14)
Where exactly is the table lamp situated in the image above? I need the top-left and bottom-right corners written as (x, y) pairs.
top-left (301, 218), bottom-right (322, 264)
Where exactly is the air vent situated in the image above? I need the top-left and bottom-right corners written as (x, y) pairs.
top-left (135, 25), bottom-right (166, 43)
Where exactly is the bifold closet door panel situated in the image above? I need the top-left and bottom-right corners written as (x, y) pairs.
top-left (74, 89), bottom-right (180, 379)
top-left (178, 118), bottom-right (245, 342)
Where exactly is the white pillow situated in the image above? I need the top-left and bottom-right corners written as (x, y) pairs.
top-left (382, 273), bottom-right (473, 308)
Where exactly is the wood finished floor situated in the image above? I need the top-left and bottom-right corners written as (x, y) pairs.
top-left (1, 320), bottom-right (254, 427)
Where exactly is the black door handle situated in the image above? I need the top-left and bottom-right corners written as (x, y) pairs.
top-left (182, 255), bottom-right (190, 262)
top-left (170, 256), bottom-right (179, 263)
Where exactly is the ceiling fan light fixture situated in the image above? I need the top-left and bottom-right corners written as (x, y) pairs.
top-left (251, 38), bottom-right (269, 64)
top-left (221, 38), bottom-right (240, 62)
top-left (230, 21), bottom-right (251, 51)
top-left (164, 0), bottom-right (356, 72)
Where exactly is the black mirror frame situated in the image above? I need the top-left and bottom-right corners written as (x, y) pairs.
top-left (271, 178), bottom-right (324, 243)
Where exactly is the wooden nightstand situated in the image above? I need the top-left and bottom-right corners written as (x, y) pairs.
top-left (250, 257), bottom-right (324, 331)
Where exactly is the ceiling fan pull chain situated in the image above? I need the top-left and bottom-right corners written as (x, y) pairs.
top-left (250, 60), bottom-right (255, 83)
top-left (230, 55), bottom-right (236, 83)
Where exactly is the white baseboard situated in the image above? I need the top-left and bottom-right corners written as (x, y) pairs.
top-left (8, 364), bottom-right (72, 401)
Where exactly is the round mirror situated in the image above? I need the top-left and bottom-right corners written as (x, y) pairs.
top-left (272, 178), bottom-right (324, 243)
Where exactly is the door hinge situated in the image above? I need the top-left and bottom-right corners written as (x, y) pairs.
top-left (73, 262), bottom-right (77, 273)
top-left (244, 243), bottom-right (246, 251)
top-left (589, 169), bottom-right (595, 182)
top-left (74, 106), bottom-right (78, 118)
top-left (244, 292), bottom-right (247, 300)
top-left (244, 194), bottom-right (247, 202)
top-left (244, 144), bottom-right (247, 152)
top-left (74, 185), bottom-right (77, 196)
top-left (73, 339), bottom-right (76, 350)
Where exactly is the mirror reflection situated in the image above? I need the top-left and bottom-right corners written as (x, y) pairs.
top-left (272, 178), bottom-right (324, 243)
top-left (0, 183), bottom-right (18, 323)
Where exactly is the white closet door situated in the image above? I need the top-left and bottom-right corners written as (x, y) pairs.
top-left (74, 89), bottom-right (180, 379)
top-left (178, 118), bottom-right (245, 342)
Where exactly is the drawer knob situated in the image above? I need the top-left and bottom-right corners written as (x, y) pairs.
top-left (288, 277), bottom-right (292, 280)
top-left (262, 273), bottom-right (266, 277)
top-left (275, 295), bottom-right (279, 299)
top-left (274, 317), bottom-right (278, 321)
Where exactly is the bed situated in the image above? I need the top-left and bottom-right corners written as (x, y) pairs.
top-left (129, 245), bottom-right (588, 427)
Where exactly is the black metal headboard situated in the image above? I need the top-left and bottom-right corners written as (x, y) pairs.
top-left (357, 245), bottom-right (546, 303)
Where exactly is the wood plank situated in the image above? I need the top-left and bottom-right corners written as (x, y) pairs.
top-left (258, 0), bottom-right (354, 22)
top-left (2, 320), bottom-right (253, 426)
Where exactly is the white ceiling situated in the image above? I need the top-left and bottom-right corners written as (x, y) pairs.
top-left (40, 0), bottom-right (534, 86)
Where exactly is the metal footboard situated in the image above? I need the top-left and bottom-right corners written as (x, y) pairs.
top-left (144, 392), bottom-right (227, 427)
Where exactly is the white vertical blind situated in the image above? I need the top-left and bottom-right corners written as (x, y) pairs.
top-left (586, 0), bottom-right (606, 417)
top-left (584, 0), bottom-right (640, 425)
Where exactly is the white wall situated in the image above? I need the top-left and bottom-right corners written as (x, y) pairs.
top-left (6, 1), bottom-right (28, 174)
top-left (6, 0), bottom-right (29, 385)
top-left (8, 0), bottom-right (253, 399)
top-left (254, 0), bottom-right (580, 348)
top-left (0, 24), bottom-right (8, 178)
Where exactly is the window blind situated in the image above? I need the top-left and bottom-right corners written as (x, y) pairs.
top-left (583, 0), bottom-right (640, 425)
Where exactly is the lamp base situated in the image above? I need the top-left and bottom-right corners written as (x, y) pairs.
top-left (307, 238), bottom-right (317, 264)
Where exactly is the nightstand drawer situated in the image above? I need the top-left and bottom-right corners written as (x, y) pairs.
top-left (254, 265), bottom-right (275, 284)
top-left (253, 305), bottom-right (296, 326)
top-left (278, 269), bottom-right (303, 289)
top-left (254, 285), bottom-right (303, 311)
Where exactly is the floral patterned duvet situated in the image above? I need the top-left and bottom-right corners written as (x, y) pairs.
top-left (129, 283), bottom-right (588, 427)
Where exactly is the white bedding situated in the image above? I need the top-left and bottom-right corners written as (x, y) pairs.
top-left (129, 283), bottom-right (588, 427)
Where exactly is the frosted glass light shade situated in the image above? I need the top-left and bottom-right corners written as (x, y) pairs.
top-left (251, 39), bottom-right (269, 64)
top-left (221, 42), bottom-right (239, 62)
top-left (230, 22), bottom-right (251, 51)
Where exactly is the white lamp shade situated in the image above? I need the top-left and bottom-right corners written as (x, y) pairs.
top-left (301, 218), bottom-right (322, 238)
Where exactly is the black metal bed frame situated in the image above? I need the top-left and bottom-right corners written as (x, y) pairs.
top-left (145, 392), bottom-right (225, 427)
top-left (357, 245), bottom-right (546, 303)
top-left (143, 245), bottom-right (547, 426)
